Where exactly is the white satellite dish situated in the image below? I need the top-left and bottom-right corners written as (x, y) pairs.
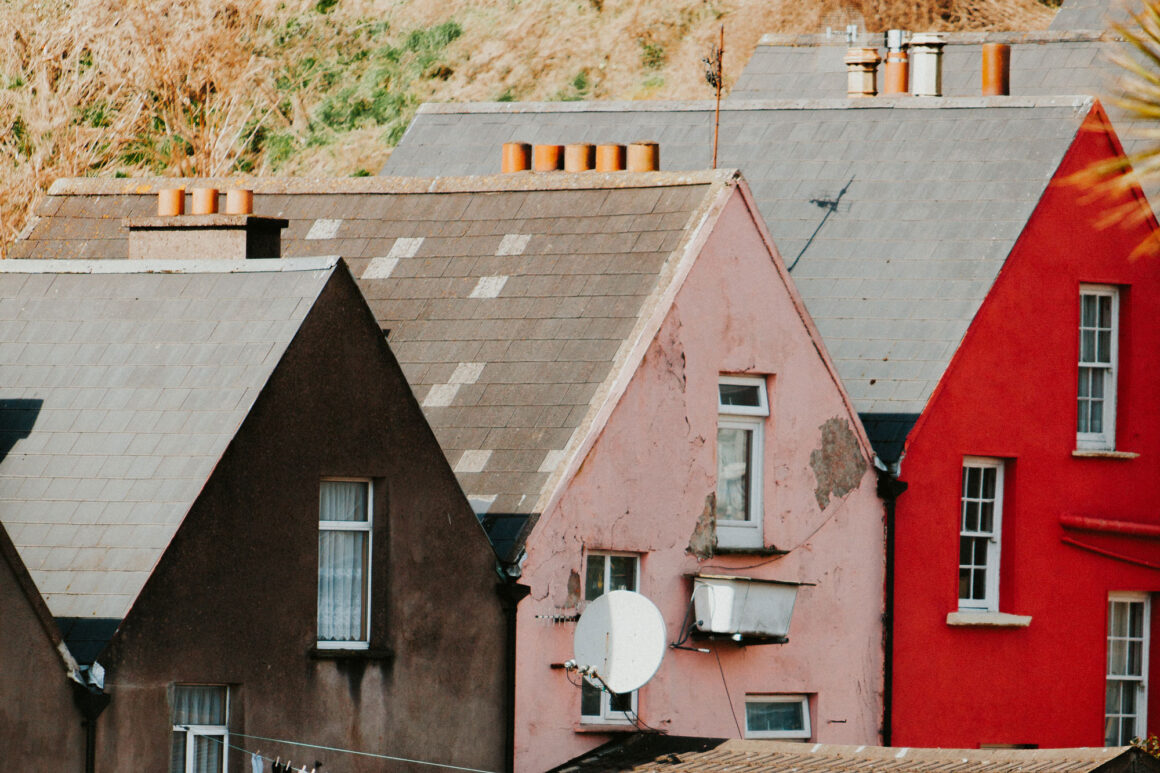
top-left (572, 589), bottom-right (666, 694)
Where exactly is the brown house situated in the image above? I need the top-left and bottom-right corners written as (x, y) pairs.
top-left (0, 257), bottom-right (509, 772)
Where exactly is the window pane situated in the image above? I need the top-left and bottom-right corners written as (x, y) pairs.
top-left (963, 501), bottom-right (979, 532)
top-left (981, 468), bottom-right (996, 499)
top-left (719, 383), bottom-right (761, 408)
top-left (965, 467), bottom-right (981, 499)
top-left (979, 501), bottom-right (993, 533)
top-left (1109, 640), bottom-right (1127, 675)
top-left (609, 690), bottom-right (632, 714)
top-left (318, 531), bottom-right (367, 641)
top-left (717, 428), bottom-right (752, 521)
top-left (192, 735), bottom-right (223, 773)
top-left (1129, 603), bottom-right (1144, 637)
top-left (1082, 294), bottom-right (1097, 327)
top-left (746, 700), bottom-right (805, 733)
top-left (1098, 295), bottom-right (1112, 328)
top-left (580, 682), bottom-right (602, 716)
top-left (608, 556), bottom-right (636, 592)
top-left (320, 481), bottom-right (368, 522)
top-left (584, 556), bottom-right (605, 601)
top-left (171, 733), bottom-right (187, 773)
top-left (1097, 330), bottom-right (1112, 363)
top-left (172, 686), bottom-right (226, 725)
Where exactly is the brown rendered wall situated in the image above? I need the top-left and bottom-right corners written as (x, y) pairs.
top-left (95, 263), bottom-right (508, 773)
top-left (0, 527), bottom-right (86, 768)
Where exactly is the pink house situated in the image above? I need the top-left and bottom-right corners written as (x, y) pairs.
top-left (14, 169), bottom-right (886, 771)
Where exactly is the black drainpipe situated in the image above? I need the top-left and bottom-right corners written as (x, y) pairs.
top-left (71, 680), bottom-right (110, 773)
top-left (496, 575), bottom-right (530, 773)
top-left (876, 468), bottom-right (907, 747)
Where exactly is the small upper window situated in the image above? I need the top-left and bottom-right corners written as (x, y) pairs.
top-left (170, 685), bottom-right (228, 773)
top-left (716, 376), bottom-right (769, 550)
top-left (580, 552), bottom-right (640, 724)
top-left (1078, 286), bottom-right (1119, 450)
top-left (318, 479), bottom-right (372, 648)
top-left (958, 458), bottom-right (1004, 613)
top-left (744, 695), bottom-right (811, 740)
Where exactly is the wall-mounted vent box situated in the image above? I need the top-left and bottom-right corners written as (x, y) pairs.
top-left (691, 574), bottom-right (808, 641)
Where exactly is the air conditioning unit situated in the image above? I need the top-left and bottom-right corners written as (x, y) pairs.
top-left (691, 574), bottom-right (807, 641)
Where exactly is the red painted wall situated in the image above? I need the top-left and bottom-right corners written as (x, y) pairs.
top-left (891, 107), bottom-right (1160, 747)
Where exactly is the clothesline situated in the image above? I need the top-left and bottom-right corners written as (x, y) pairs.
top-left (184, 726), bottom-right (499, 773)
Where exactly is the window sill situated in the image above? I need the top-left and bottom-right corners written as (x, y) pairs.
top-left (713, 546), bottom-right (788, 556)
top-left (1072, 450), bottom-right (1139, 460)
top-left (574, 722), bottom-right (637, 733)
top-left (310, 646), bottom-right (394, 661)
top-left (946, 611), bottom-right (1031, 628)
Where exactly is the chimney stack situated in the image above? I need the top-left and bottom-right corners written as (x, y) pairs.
top-left (981, 43), bottom-right (1011, 96)
top-left (502, 142), bottom-right (531, 173)
top-left (127, 188), bottom-right (286, 260)
top-left (844, 47), bottom-right (882, 98)
top-left (882, 30), bottom-right (909, 95)
top-left (909, 33), bottom-right (946, 97)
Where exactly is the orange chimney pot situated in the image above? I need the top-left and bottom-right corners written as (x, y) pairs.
top-left (627, 142), bottom-right (660, 172)
top-left (224, 189), bottom-right (254, 215)
top-left (595, 144), bottom-right (626, 172)
top-left (502, 142), bottom-right (531, 173)
top-left (564, 143), bottom-right (595, 172)
top-left (533, 144), bottom-right (564, 172)
top-left (192, 188), bottom-right (219, 215)
top-left (157, 188), bottom-right (185, 217)
top-left (981, 43), bottom-right (1011, 96)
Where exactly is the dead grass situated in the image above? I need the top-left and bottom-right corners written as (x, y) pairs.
top-left (0, 0), bottom-right (1055, 254)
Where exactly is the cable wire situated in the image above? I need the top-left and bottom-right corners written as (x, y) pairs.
top-left (712, 647), bottom-right (743, 739)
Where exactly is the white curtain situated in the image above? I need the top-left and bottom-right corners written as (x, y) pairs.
top-left (717, 428), bottom-right (751, 521)
top-left (171, 686), bottom-right (226, 773)
top-left (318, 481), bottom-right (369, 642)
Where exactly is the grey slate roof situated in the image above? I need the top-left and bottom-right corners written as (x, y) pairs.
top-left (377, 97), bottom-right (1095, 461)
top-left (12, 173), bottom-right (728, 530)
top-left (552, 738), bottom-right (1150, 773)
top-left (1050, 0), bottom-right (1130, 31)
top-left (0, 258), bottom-right (338, 618)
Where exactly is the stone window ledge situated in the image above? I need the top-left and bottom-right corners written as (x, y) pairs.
top-left (946, 611), bottom-right (1031, 628)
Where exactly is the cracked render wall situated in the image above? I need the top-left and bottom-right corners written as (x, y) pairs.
top-left (512, 187), bottom-right (886, 773)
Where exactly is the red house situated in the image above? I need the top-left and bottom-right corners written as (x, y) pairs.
top-left (889, 106), bottom-right (1160, 748)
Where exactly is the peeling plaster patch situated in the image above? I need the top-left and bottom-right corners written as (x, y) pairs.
top-left (305, 218), bottom-right (342, 240)
top-left (810, 417), bottom-right (868, 511)
top-left (422, 383), bottom-right (459, 407)
top-left (362, 257), bottom-right (399, 279)
top-left (686, 493), bottom-right (718, 559)
top-left (539, 449), bottom-right (566, 473)
top-left (449, 361), bottom-right (486, 384)
top-left (455, 450), bottom-right (492, 473)
top-left (496, 233), bottom-right (531, 256)
top-left (469, 275), bottom-right (509, 298)
top-left (564, 569), bottom-right (581, 608)
top-left (468, 494), bottom-right (497, 515)
top-left (388, 236), bottom-right (424, 258)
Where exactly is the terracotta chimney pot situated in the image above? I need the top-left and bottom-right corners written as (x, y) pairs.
top-left (981, 43), bottom-right (1011, 96)
top-left (844, 48), bottom-right (882, 98)
top-left (502, 142), bottom-right (532, 173)
top-left (882, 30), bottom-right (909, 95)
top-left (595, 144), bottom-right (626, 172)
top-left (627, 142), bottom-right (660, 172)
top-left (192, 188), bottom-right (219, 215)
top-left (564, 143), bottom-right (595, 172)
top-left (533, 144), bottom-right (564, 172)
top-left (224, 189), bottom-right (254, 215)
top-left (157, 188), bottom-right (185, 217)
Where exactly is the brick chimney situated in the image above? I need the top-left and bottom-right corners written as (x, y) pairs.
top-left (125, 188), bottom-right (287, 260)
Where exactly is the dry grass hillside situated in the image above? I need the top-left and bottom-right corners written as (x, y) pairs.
top-left (0, 0), bottom-right (1055, 253)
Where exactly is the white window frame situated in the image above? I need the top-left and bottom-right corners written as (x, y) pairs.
top-left (744, 695), bottom-right (811, 740)
top-left (317, 478), bottom-right (373, 650)
top-left (1105, 592), bottom-right (1150, 746)
top-left (171, 685), bottom-right (229, 773)
top-left (958, 457), bottom-right (1004, 613)
top-left (1077, 285), bottom-right (1119, 451)
top-left (580, 551), bottom-right (640, 724)
top-left (716, 376), bottom-right (769, 550)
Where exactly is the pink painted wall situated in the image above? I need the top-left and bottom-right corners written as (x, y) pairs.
top-left (513, 186), bottom-right (886, 772)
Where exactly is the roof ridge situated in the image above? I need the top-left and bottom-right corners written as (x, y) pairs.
top-left (0, 257), bottom-right (340, 274)
top-left (47, 170), bottom-right (734, 198)
top-left (756, 30), bottom-right (1119, 46)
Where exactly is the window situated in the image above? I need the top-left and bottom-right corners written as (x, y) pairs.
top-left (716, 376), bottom-right (768, 550)
top-left (170, 685), bottom-right (228, 773)
top-left (1078, 286), bottom-right (1119, 450)
top-left (1106, 593), bottom-right (1150, 746)
top-left (580, 552), bottom-right (639, 723)
top-left (745, 695), bottom-right (811, 739)
top-left (958, 458), bottom-right (1003, 612)
top-left (318, 479), bottom-right (372, 648)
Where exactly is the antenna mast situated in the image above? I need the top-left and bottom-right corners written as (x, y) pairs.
top-left (703, 25), bottom-right (725, 169)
